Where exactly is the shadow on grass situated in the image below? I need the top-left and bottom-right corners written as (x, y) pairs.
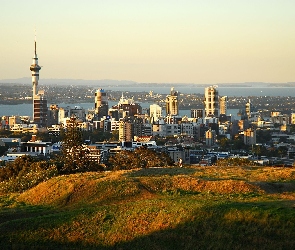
top-left (255, 181), bottom-right (295, 193)
top-left (1, 199), bottom-right (295, 250)
top-left (113, 200), bottom-right (295, 250)
top-left (126, 167), bottom-right (197, 177)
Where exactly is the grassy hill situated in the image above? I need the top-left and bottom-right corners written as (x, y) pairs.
top-left (1, 166), bottom-right (295, 249)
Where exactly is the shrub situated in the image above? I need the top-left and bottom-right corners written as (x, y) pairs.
top-left (0, 156), bottom-right (58, 193)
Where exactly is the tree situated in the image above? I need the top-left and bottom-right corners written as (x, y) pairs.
top-left (108, 146), bottom-right (174, 170)
top-left (59, 116), bottom-right (100, 174)
top-left (110, 130), bottom-right (119, 141)
top-left (218, 136), bottom-right (230, 151)
top-left (0, 145), bottom-right (8, 157)
top-left (277, 146), bottom-right (288, 158)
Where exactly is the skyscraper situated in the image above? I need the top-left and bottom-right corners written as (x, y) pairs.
top-left (245, 99), bottom-right (252, 118)
top-left (33, 91), bottom-right (48, 127)
top-left (30, 35), bottom-right (47, 126)
top-left (149, 104), bottom-right (162, 122)
top-left (219, 96), bottom-right (228, 115)
top-left (165, 87), bottom-right (179, 116)
top-left (204, 86), bottom-right (219, 117)
top-left (95, 89), bottom-right (108, 118)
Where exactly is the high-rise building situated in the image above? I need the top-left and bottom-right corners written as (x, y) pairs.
top-left (119, 118), bottom-right (134, 143)
top-left (245, 99), bottom-right (252, 118)
top-left (149, 104), bottom-right (162, 122)
top-left (30, 34), bottom-right (47, 126)
top-left (166, 87), bottom-right (179, 116)
top-left (219, 96), bottom-right (227, 115)
top-left (205, 128), bottom-right (216, 147)
top-left (95, 89), bottom-right (108, 118)
top-left (191, 109), bottom-right (203, 118)
top-left (204, 86), bottom-right (219, 117)
top-left (33, 91), bottom-right (48, 127)
top-left (48, 104), bottom-right (59, 126)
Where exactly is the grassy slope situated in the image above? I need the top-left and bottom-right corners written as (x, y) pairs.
top-left (0, 166), bottom-right (295, 249)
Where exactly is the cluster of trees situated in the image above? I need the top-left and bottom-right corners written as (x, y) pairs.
top-left (0, 155), bottom-right (58, 192)
top-left (108, 146), bottom-right (174, 170)
top-left (218, 134), bottom-right (290, 159)
top-left (216, 158), bottom-right (258, 167)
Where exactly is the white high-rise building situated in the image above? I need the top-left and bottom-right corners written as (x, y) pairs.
top-left (204, 86), bottom-right (219, 117)
top-left (150, 104), bottom-right (162, 122)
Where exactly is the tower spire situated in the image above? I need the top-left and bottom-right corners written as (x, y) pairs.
top-left (34, 29), bottom-right (37, 55)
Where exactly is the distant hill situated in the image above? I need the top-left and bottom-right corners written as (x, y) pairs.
top-left (0, 78), bottom-right (138, 86)
top-left (0, 78), bottom-right (294, 87)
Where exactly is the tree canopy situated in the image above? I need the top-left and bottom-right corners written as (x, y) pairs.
top-left (108, 146), bottom-right (174, 170)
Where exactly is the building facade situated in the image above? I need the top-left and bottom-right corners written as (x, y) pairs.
top-left (95, 89), bottom-right (108, 118)
top-left (33, 92), bottom-right (48, 127)
top-left (219, 96), bottom-right (227, 115)
top-left (150, 104), bottom-right (162, 122)
top-left (165, 87), bottom-right (179, 116)
top-left (204, 86), bottom-right (219, 117)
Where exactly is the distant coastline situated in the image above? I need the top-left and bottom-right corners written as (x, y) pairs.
top-left (0, 78), bottom-right (294, 88)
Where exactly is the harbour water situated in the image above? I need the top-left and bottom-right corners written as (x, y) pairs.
top-left (109, 86), bottom-right (295, 97)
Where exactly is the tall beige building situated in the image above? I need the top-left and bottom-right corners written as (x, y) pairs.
top-left (204, 86), bottom-right (219, 117)
top-left (119, 118), bottom-right (134, 142)
top-left (95, 89), bottom-right (108, 117)
top-left (165, 87), bottom-right (179, 116)
top-left (219, 96), bottom-right (227, 115)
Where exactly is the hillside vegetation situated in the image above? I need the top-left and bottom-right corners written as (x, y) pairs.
top-left (1, 166), bottom-right (295, 249)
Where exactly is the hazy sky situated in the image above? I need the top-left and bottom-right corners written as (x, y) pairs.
top-left (1, 0), bottom-right (294, 84)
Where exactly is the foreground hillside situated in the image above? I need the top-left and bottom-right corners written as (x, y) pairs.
top-left (1, 166), bottom-right (295, 249)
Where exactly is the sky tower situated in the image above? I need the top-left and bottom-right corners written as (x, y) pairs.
top-left (29, 34), bottom-right (47, 127)
top-left (30, 34), bottom-right (41, 99)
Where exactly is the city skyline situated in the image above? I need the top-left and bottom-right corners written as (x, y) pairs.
top-left (1, 1), bottom-right (295, 84)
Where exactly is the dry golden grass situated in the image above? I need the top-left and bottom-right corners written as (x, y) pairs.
top-left (191, 166), bottom-right (295, 182)
top-left (139, 175), bottom-right (262, 194)
top-left (18, 170), bottom-right (139, 206)
top-left (2, 166), bottom-right (295, 249)
top-left (17, 166), bottom-right (295, 207)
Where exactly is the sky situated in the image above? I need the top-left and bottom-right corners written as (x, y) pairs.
top-left (1, 0), bottom-right (295, 84)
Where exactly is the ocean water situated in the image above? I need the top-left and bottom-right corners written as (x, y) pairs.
top-left (109, 86), bottom-right (295, 97)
